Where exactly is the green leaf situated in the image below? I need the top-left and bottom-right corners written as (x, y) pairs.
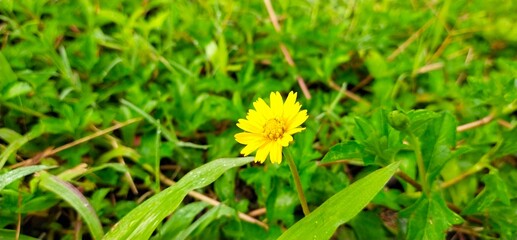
top-left (0, 165), bottom-right (54, 191)
top-left (0, 125), bottom-right (44, 169)
top-left (103, 157), bottom-right (254, 240)
top-left (0, 51), bottom-right (17, 84)
top-left (365, 51), bottom-right (391, 78)
top-left (462, 172), bottom-right (510, 215)
top-left (21, 195), bottom-right (61, 213)
top-left (1, 81), bottom-right (33, 100)
top-left (320, 141), bottom-right (363, 164)
top-left (353, 111), bottom-right (402, 165)
top-left (120, 98), bottom-right (209, 150)
top-left (495, 128), bottom-right (517, 158)
top-left (0, 229), bottom-right (37, 240)
top-left (155, 202), bottom-right (210, 240)
top-left (406, 110), bottom-right (440, 136)
top-left (39, 171), bottom-right (104, 239)
top-left (98, 146), bottom-right (141, 163)
top-left (400, 193), bottom-right (463, 239)
top-left (420, 112), bottom-right (456, 184)
top-left (278, 161), bottom-right (400, 240)
top-left (175, 205), bottom-right (235, 240)
top-left (349, 211), bottom-right (389, 240)
top-left (0, 128), bottom-right (23, 143)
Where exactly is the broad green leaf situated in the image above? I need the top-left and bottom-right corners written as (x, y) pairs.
top-left (0, 165), bottom-right (54, 191)
top-left (485, 202), bottom-right (517, 238)
top-left (462, 172), bottom-right (510, 215)
top-left (400, 193), bottom-right (463, 239)
top-left (420, 112), bottom-right (456, 184)
top-left (278, 161), bottom-right (400, 240)
top-left (320, 141), bottom-right (363, 165)
top-left (103, 157), bottom-right (254, 240)
top-left (39, 171), bottom-right (104, 239)
top-left (406, 110), bottom-right (440, 136)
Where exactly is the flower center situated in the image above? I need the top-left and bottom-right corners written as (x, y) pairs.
top-left (263, 118), bottom-right (285, 140)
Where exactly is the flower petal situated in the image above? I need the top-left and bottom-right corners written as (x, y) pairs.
top-left (287, 110), bottom-right (308, 130)
top-left (278, 134), bottom-right (293, 147)
top-left (255, 142), bottom-right (272, 163)
top-left (235, 132), bottom-right (263, 144)
top-left (283, 92), bottom-right (301, 120)
top-left (286, 127), bottom-right (305, 135)
top-left (253, 98), bottom-right (274, 120)
top-left (270, 92), bottom-right (284, 118)
top-left (240, 139), bottom-right (266, 156)
top-left (246, 109), bottom-right (266, 126)
top-left (269, 142), bottom-right (283, 164)
top-left (237, 119), bottom-right (263, 134)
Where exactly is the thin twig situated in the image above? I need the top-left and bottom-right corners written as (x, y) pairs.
top-left (53, 118), bottom-right (141, 154)
top-left (159, 174), bottom-right (269, 229)
top-left (8, 147), bottom-right (54, 169)
top-left (16, 190), bottom-right (22, 240)
top-left (387, 19), bottom-right (434, 62)
top-left (74, 214), bottom-right (82, 240)
top-left (428, 35), bottom-right (452, 63)
top-left (457, 114), bottom-right (494, 132)
top-left (497, 119), bottom-right (512, 129)
top-left (451, 226), bottom-right (481, 238)
top-left (328, 79), bottom-right (370, 105)
top-left (248, 208), bottom-right (267, 217)
top-left (416, 62), bottom-right (444, 74)
top-left (441, 159), bottom-right (488, 189)
top-left (263, 0), bottom-right (312, 99)
top-left (20, 118), bottom-right (142, 164)
top-left (396, 171), bottom-right (422, 191)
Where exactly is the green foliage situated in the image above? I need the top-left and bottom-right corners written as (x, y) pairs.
top-left (278, 162), bottom-right (399, 240)
top-left (103, 157), bottom-right (254, 240)
top-left (400, 193), bottom-right (463, 239)
top-left (38, 171), bottom-right (104, 239)
top-left (1, 0), bottom-right (517, 239)
top-left (0, 165), bottom-right (53, 190)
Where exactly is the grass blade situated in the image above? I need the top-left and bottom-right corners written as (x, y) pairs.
top-left (0, 229), bottom-right (37, 240)
top-left (0, 126), bottom-right (43, 169)
top-left (39, 171), bottom-right (104, 239)
top-left (103, 157), bottom-right (254, 240)
top-left (0, 165), bottom-right (54, 191)
top-left (278, 161), bottom-right (400, 240)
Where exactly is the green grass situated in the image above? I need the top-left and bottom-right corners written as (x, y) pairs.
top-left (1, 0), bottom-right (517, 239)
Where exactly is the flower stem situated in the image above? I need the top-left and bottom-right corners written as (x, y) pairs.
top-left (407, 132), bottom-right (429, 196)
top-left (284, 148), bottom-right (310, 216)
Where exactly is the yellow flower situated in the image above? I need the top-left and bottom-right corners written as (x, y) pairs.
top-left (235, 91), bottom-right (308, 164)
